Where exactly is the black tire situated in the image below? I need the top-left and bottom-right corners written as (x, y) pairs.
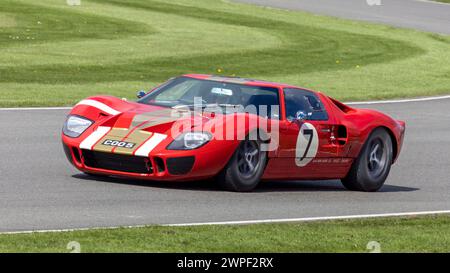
top-left (341, 128), bottom-right (393, 192)
top-left (216, 139), bottom-right (267, 192)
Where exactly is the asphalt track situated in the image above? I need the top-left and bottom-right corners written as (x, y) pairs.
top-left (1, 0), bottom-right (450, 232)
top-left (234, 0), bottom-right (450, 35)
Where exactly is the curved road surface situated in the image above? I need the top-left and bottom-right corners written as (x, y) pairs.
top-left (1, 0), bottom-right (450, 232)
top-left (235, 0), bottom-right (450, 35)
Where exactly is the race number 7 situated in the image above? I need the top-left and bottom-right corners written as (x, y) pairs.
top-left (300, 129), bottom-right (314, 161)
top-left (295, 123), bottom-right (319, 167)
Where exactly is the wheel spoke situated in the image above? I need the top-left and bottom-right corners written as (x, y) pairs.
top-left (373, 156), bottom-right (381, 166)
top-left (370, 144), bottom-right (379, 158)
top-left (247, 161), bottom-right (255, 172)
top-left (236, 140), bottom-right (262, 178)
top-left (366, 137), bottom-right (389, 179)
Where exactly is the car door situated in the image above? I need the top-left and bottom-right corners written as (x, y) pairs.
top-left (262, 88), bottom-right (348, 180)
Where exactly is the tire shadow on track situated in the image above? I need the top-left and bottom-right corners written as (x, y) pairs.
top-left (71, 174), bottom-right (418, 193)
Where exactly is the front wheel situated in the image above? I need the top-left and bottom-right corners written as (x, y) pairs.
top-left (216, 139), bottom-right (267, 192)
top-left (341, 128), bottom-right (393, 192)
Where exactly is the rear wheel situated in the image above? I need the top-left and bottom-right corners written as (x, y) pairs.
top-left (341, 128), bottom-right (393, 192)
top-left (216, 139), bottom-right (267, 192)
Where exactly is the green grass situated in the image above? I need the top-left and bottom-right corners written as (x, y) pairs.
top-left (2, 215), bottom-right (450, 252)
top-left (0, 0), bottom-right (449, 107)
top-left (432, 0), bottom-right (450, 3)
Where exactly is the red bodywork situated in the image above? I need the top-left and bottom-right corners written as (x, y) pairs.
top-left (62, 74), bottom-right (406, 181)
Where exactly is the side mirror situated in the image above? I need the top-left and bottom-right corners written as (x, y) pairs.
top-left (137, 90), bottom-right (146, 99)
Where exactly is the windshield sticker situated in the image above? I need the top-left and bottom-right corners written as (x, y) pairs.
top-left (211, 87), bottom-right (233, 96)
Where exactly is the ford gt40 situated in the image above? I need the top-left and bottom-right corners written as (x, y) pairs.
top-left (62, 74), bottom-right (405, 192)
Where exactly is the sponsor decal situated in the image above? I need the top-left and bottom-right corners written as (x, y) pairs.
top-left (312, 158), bottom-right (352, 164)
top-left (92, 128), bottom-right (130, 153)
top-left (102, 139), bottom-right (136, 149)
top-left (80, 125), bottom-right (167, 156)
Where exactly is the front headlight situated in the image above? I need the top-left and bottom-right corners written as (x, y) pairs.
top-left (167, 132), bottom-right (212, 150)
top-left (63, 115), bottom-right (93, 138)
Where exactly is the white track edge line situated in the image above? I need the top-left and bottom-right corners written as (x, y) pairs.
top-left (1, 94), bottom-right (450, 111)
top-left (0, 107), bottom-right (72, 111)
top-left (1, 210), bottom-right (450, 235)
top-left (345, 94), bottom-right (450, 105)
top-left (414, 0), bottom-right (450, 6)
top-left (167, 210), bottom-right (450, 226)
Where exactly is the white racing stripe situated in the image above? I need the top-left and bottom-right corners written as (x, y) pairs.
top-left (75, 99), bottom-right (121, 116)
top-left (1, 210), bottom-right (450, 234)
top-left (79, 126), bottom-right (111, 150)
top-left (134, 133), bottom-right (167, 157)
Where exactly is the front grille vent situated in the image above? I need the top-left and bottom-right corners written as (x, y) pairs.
top-left (82, 150), bottom-right (153, 174)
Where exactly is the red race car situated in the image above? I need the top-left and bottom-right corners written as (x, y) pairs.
top-left (62, 74), bottom-right (405, 192)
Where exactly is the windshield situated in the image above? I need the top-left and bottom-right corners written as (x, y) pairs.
top-left (138, 77), bottom-right (280, 119)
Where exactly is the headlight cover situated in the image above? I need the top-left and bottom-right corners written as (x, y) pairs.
top-left (167, 132), bottom-right (212, 150)
top-left (63, 115), bottom-right (93, 138)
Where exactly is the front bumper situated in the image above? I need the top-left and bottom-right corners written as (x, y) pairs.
top-left (62, 136), bottom-right (235, 181)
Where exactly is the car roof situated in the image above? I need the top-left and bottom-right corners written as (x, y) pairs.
top-left (183, 74), bottom-right (318, 93)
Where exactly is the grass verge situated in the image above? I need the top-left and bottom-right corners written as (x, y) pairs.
top-left (1, 215), bottom-right (450, 252)
top-left (0, 0), bottom-right (449, 107)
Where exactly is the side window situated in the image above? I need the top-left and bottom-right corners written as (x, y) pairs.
top-left (241, 86), bottom-right (280, 120)
top-left (283, 88), bottom-right (328, 121)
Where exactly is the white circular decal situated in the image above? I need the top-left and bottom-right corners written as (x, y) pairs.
top-left (295, 122), bottom-right (319, 167)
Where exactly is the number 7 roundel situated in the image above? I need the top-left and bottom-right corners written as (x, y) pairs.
top-left (295, 122), bottom-right (319, 167)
